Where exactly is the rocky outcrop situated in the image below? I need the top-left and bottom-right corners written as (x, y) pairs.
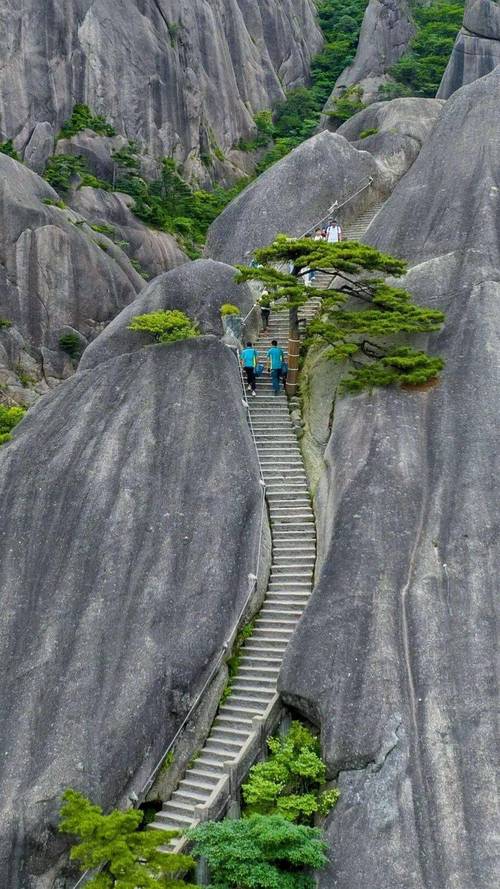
top-left (0, 155), bottom-right (146, 402)
top-left (324, 0), bottom-right (416, 110)
top-left (438, 0), bottom-right (500, 98)
top-left (0, 286), bottom-right (264, 885)
top-left (337, 97), bottom-right (444, 182)
top-left (204, 131), bottom-right (385, 265)
top-left (80, 259), bottom-right (255, 372)
top-left (279, 67), bottom-right (500, 889)
top-left (2, 0), bottom-right (322, 183)
top-left (69, 187), bottom-right (188, 280)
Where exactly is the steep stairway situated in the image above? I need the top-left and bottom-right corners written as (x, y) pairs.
top-left (149, 303), bottom-right (318, 847)
top-left (314, 199), bottom-right (386, 290)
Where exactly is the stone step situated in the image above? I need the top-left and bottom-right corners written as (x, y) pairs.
top-left (173, 787), bottom-right (210, 804)
top-left (154, 810), bottom-right (194, 827)
top-left (228, 690), bottom-right (276, 706)
top-left (215, 713), bottom-right (254, 731)
top-left (204, 736), bottom-right (244, 754)
top-left (220, 702), bottom-right (268, 717)
top-left (237, 662), bottom-right (282, 674)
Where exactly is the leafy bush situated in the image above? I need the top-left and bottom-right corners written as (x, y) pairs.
top-left (59, 333), bottom-right (83, 360)
top-left (130, 258), bottom-right (151, 280)
top-left (220, 303), bottom-right (240, 316)
top-left (59, 104), bottom-right (116, 139)
top-left (44, 155), bottom-right (88, 190)
top-left (127, 309), bottom-right (199, 344)
top-left (190, 814), bottom-right (327, 889)
top-left (0, 404), bottom-right (26, 445)
top-left (327, 86), bottom-right (365, 124)
top-left (389, 1), bottom-right (465, 96)
top-left (359, 127), bottom-right (379, 139)
top-left (42, 197), bottom-right (67, 208)
top-left (242, 721), bottom-right (339, 823)
top-left (90, 223), bottom-right (116, 237)
top-left (59, 789), bottom-right (196, 889)
top-left (0, 139), bottom-right (20, 160)
top-left (0, 318), bottom-right (12, 329)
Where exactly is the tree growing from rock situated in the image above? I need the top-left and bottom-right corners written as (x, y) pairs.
top-left (237, 235), bottom-right (444, 394)
top-left (59, 789), bottom-right (197, 889)
top-left (190, 814), bottom-right (327, 889)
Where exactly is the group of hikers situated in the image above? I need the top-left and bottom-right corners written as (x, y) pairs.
top-left (240, 339), bottom-right (286, 397)
top-left (240, 217), bottom-right (343, 396)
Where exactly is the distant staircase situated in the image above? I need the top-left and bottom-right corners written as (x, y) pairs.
top-left (314, 199), bottom-right (386, 290)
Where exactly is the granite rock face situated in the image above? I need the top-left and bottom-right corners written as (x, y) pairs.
top-left (0, 328), bottom-right (263, 887)
top-left (69, 187), bottom-right (188, 280)
top-left (0, 154), bottom-right (145, 401)
top-left (2, 0), bottom-right (322, 182)
top-left (324, 0), bottom-right (416, 109)
top-left (81, 258), bottom-right (255, 372)
top-left (337, 97), bottom-right (444, 182)
top-left (279, 68), bottom-right (500, 889)
top-left (438, 0), bottom-right (500, 98)
top-left (204, 131), bottom-right (385, 265)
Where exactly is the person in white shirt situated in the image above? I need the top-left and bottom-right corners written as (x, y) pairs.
top-left (326, 219), bottom-right (343, 243)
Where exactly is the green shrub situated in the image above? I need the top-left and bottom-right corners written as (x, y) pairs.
top-left (359, 127), bottom-right (379, 139)
top-left (44, 155), bottom-right (88, 190)
top-left (0, 139), bottom-right (20, 161)
top-left (242, 721), bottom-right (339, 824)
top-left (389, 1), bottom-right (465, 96)
top-left (59, 789), bottom-right (197, 889)
top-left (130, 258), bottom-right (151, 280)
top-left (59, 333), bottom-right (83, 360)
top-left (15, 365), bottom-right (35, 387)
top-left (111, 141), bottom-right (141, 173)
top-left (190, 814), bottom-right (327, 889)
top-left (90, 223), bottom-right (116, 236)
top-left (58, 104), bottom-right (116, 139)
top-left (0, 404), bottom-right (26, 444)
top-left (42, 197), bottom-right (67, 208)
top-left (220, 303), bottom-right (240, 316)
top-left (128, 309), bottom-right (199, 344)
top-left (327, 86), bottom-right (365, 124)
top-left (0, 318), bottom-right (12, 329)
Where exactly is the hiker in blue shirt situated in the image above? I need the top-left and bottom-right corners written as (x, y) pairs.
top-left (240, 341), bottom-right (259, 396)
top-left (267, 339), bottom-right (285, 396)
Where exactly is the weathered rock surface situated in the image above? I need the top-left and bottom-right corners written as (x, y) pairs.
top-left (0, 155), bottom-right (146, 400)
top-left (337, 97), bottom-right (444, 182)
top-left (81, 258), bottom-right (254, 372)
top-left (324, 0), bottom-right (416, 109)
top-left (0, 325), bottom-right (263, 886)
top-left (69, 187), bottom-right (188, 280)
top-left (55, 131), bottom-right (130, 182)
top-left (438, 0), bottom-right (500, 98)
top-left (204, 131), bottom-right (385, 265)
top-left (280, 67), bottom-right (500, 889)
top-left (2, 0), bottom-right (322, 182)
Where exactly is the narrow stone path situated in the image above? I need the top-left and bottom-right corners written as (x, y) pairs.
top-left (149, 303), bottom-right (318, 846)
top-left (149, 198), bottom-right (385, 846)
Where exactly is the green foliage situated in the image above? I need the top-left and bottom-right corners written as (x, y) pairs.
top-left (59, 104), bottom-right (116, 139)
top-left (81, 173), bottom-right (112, 191)
top-left (44, 154), bottom-right (88, 190)
top-left (190, 814), bottom-right (327, 889)
top-left (0, 318), bottom-right (12, 329)
top-left (256, 0), bottom-right (369, 171)
top-left (237, 111), bottom-right (275, 152)
top-left (0, 139), bottom-right (20, 160)
top-left (59, 333), bottom-right (83, 360)
top-left (326, 86), bottom-right (365, 124)
top-left (0, 404), bottom-right (26, 444)
top-left (221, 621), bottom-right (255, 704)
top-left (91, 223), bottom-right (116, 237)
top-left (220, 303), bottom-right (240, 316)
top-left (42, 197), bottom-right (67, 208)
top-left (237, 236), bottom-right (445, 392)
top-left (242, 721), bottom-right (338, 824)
top-left (15, 365), bottom-right (35, 387)
top-left (112, 142), bottom-right (141, 173)
top-left (127, 309), bottom-right (199, 344)
top-left (59, 789), bottom-right (196, 889)
top-left (388, 1), bottom-right (465, 97)
top-left (160, 750), bottom-right (175, 774)
top-left (130, 258), bottom-right (151, 280)
top-left (359, 127), bottom-right (379, 139)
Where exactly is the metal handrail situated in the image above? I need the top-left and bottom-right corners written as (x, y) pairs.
top-left (298, 175), bottom-right (374, 238)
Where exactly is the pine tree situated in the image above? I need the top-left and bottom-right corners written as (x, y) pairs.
top-left (59, 789), bottom-right (197, 889)
top-left (236, 235), bottom-right (444, 394)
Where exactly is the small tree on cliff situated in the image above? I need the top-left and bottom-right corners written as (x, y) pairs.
top-left (59, 789), bottom-right (197, 889)
top-left (236, 236), bottom-right (444, 395)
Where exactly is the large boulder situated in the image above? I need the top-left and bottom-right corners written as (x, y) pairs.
top-left (80, 259), bottom-right (254, 372)
top-left (0, 321), bottom-right (264, 886)
top-left (279, 68), bottom-right (500, 889)
top-left (324, 0), bottom-right (416, 108)
top-left (0, 154), bottom-right (144, 400)
top-left (438, 0), bottom-right (500, 98)
top-left (69, 187), bottom-right (188, 279)
top-left (204, 131), bottom-right (384, 265)
top-left (2, 0), bottom-right (322, 182)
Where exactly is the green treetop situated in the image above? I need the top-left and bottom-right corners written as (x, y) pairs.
top-left (236, 235), bottom-right (445, 393)
top-left (59, 789), bottom-right (197, 889)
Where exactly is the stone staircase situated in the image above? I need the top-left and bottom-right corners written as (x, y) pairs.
top-left (314, 199), bottom-right (386, 290)
top-left (148, 302), bottom-right (318, 848)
